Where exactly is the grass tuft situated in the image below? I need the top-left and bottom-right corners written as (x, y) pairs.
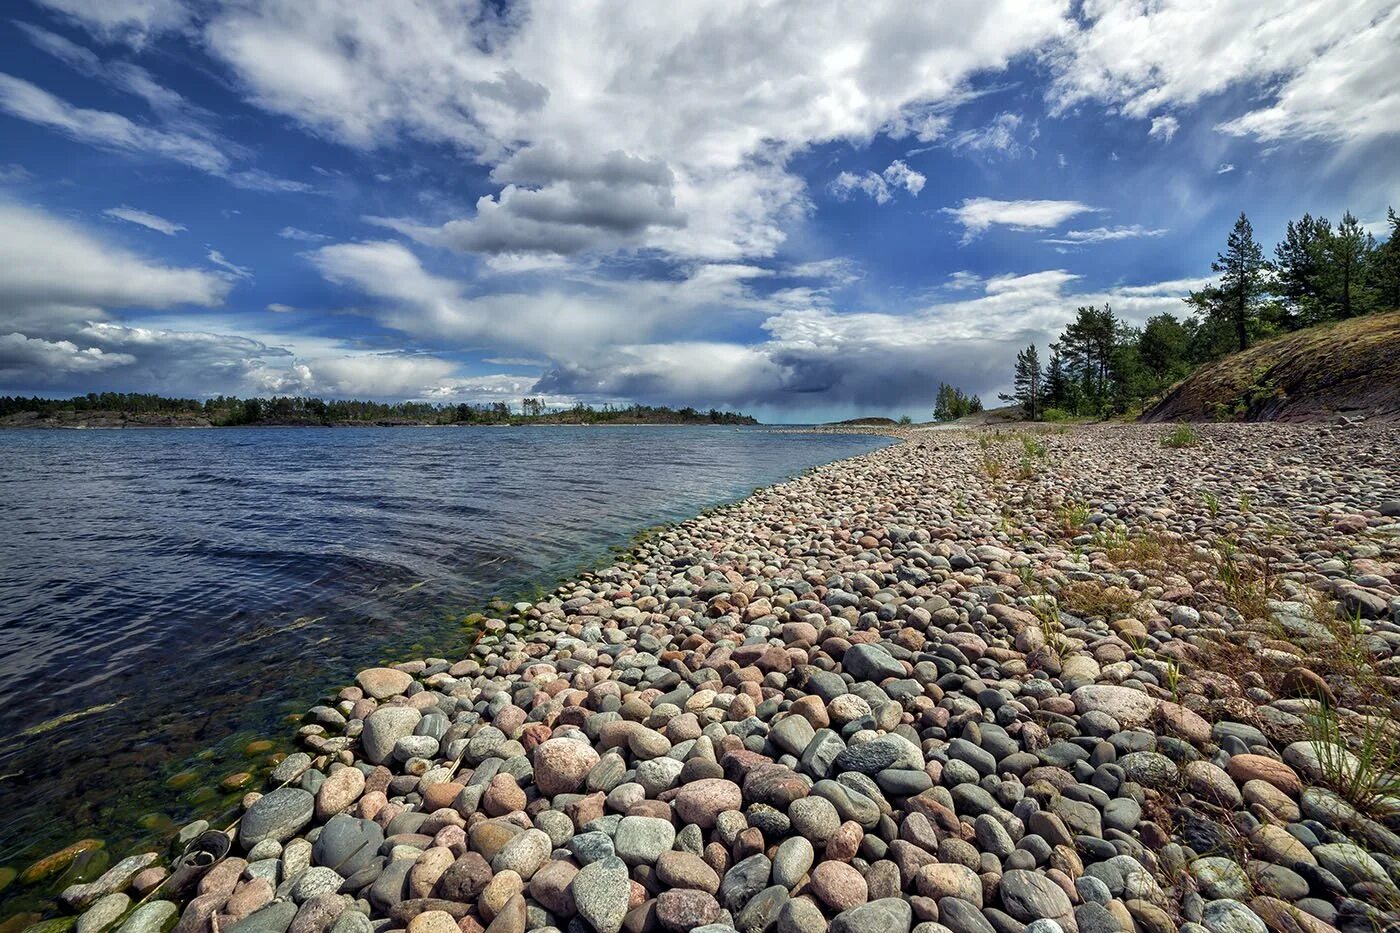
top-left (1303, 704), bottom-right (1400, 818)
top-left (1161, 422), bottom-right (1200, 448)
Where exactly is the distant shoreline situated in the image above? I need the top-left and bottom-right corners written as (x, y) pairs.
top-left (0, 414), bottom-right (766, 430)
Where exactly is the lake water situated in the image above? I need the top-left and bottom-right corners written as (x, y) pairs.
top-left (0, 425), bottom-right (889, 894)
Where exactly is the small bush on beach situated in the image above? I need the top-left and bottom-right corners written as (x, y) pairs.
top-left (1162, 422), bottom-right (1200, 448)
top-left (1058, 580), bottom-right (1140, 621)
top-left (1056, 499), bottom-right (1091, 535)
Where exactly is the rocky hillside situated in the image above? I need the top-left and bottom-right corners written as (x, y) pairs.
top-left (1141, 310), bottom-right (1400, 423)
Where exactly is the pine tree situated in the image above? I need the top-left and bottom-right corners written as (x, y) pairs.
top-left (1204, 212), bottom-right (1268, 352)
top-left (1321, 211), bottom-right (1377, 319)
top-left (1138, 313), bottom-right (1191, 388)
top-left (1058, 305), bottom-right (1118, 410)
top-left (999, 344), bottom-right (1043, 421)
top-left (1272, 213), bottom-right (1331, 326)
top-left (1043, 346), bottom-right (1070, 411)
top-left (1375, 207), bottom-right (1400, 309)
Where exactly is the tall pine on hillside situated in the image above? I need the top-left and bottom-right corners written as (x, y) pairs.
top-left (999, 344), bottom-right (1043, 421)
top-left (1203, 212), bottom-right (1268, 352)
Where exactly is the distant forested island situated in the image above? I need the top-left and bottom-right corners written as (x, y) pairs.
top-left (0, 393), bottom-right (759, 428)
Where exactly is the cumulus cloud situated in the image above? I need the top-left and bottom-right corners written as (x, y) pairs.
top-left (0, 202), bottom-right (227, 335)
top-left (1047, 0), bottom-right (1397, 147)
top-left (1148, 115), bottom-right (1179, 143)
top-left (0, 204), bottom-right (337, 396)
top-left (196, 1), bottom-right (1070, 260)
top-left (308, 240), bottom-right (768, 358)
top-left (829, 160), bottom-right (926, 205)
top-left (942, 198), bottom-right (1099, 244)
top-left (0, 332), bottom-right (136, 380)
top-left (534, 271), bottom-right (1204, 414)
top-left (104, 206), bottom-right (184, 236)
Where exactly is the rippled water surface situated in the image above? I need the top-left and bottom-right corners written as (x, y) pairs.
top-left (0, 425), bottom-right (889, 889)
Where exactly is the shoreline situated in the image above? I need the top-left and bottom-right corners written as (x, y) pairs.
top-left (7, 422), bottom-right (1400, 933)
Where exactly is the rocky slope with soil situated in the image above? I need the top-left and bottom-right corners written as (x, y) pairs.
top-left (11, 423), bottom-right (1400, 933)
top-left (1140, 311), bottom-right (1400, 424)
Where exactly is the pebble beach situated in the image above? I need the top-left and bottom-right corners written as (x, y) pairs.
top-left (12, 422), bottom-right (1400, 933)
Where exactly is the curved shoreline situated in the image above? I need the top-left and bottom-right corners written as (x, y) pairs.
top-left (0, 430), bottom-right (895, 905)
top-left (7, 422), bottom-right (1400, 933)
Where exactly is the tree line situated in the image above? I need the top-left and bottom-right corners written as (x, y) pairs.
top-left (993, 206), bottom-right (1400, 420)
top-left (0, 393), bottom-right (758, 426)
top-left (932, 383), bottom-right (984, 422)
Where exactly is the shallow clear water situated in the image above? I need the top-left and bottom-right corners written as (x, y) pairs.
top-left (0, 425), bottom-right (889, 891)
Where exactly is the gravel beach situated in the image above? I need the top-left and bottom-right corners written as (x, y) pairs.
top-left (18, 422), bottom-right (1400, 933)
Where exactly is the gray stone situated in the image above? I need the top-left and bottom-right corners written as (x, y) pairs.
top-left (719, 854), bottom-right (772, 913)
top-left (491, 828), bottom-right (551, 879)
top-left (771, 716), bottom-right (816, 757)
top-left (77, 893), bottom-right (131, 933)
top-left (1200, 900), bottom-right (1266, 933)
top-left (240, 788), bottom-right (315, 848)
top-left (312, 815), bottom-right (383, 877)
top-left (360, 707), bottom-right (422, 766)
top-left (614, 816), bottom-right (676, 866)
top-left (789, 795), bottom-right (841, 843)
top-left (999, 870), bottom-right (1075, 927)
top-left (573, 857), bottom-right (631, 933)
top-left (227, 902), bottom-right (298, 933)
top-left (290, 867), bottom-right (344, 904)
top-left (1312, 843), bottom-right (1394, 889)
top-left (1191, 858), bottom-right (1249, 901)
top-left (772, 837), bottom-right (814, 889)
top-left (843, 644), bottom-right (904, 683)
top-left (830, 898), bottom-right (913, 933)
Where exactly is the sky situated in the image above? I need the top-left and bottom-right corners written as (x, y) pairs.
top-left (0, 0), bottom-right (1396, 423)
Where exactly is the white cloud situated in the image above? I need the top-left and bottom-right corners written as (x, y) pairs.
top-left (0, 332), bottom-right (136, 379)
top-left (948, 112), bottom-right (1029, 157)
top-left (829, 160), bottom-right (926, 205)
top-left (308, 240), bottom-right (768, 359)
top-left (535, 270), bottom-right (1205, 412)
top-left (256, 353), bottom-right (460, 398)
top-left (104, 206), bottom-right (185, 236)
top-left (0, 163), bottom-right (32, 184)
top-left (1217, 163), bottom-right (1236, 174)
top-left (1041, 225), bottom-right (1168, 245)
top-left (0, 202), bottom-right (227, 335)
top-left (1216, 6), bottom-right (1400, 146)
top-left (0, 52), bottom-right (311, 193)
top-left (266, 303), bottom-right (296, 313)
top-left (206, 249), bottom-right (253, 280)
top-left (33, 0), bottom-right (189, 47)
top-left (1047, 0), bottom-right (1398, 147)
top-left (942, 197), bottom-right (1099, 243)
top-left (277, 226), bottom-right (329, 242)
top-left (0, 73), bottom-right (229, 174)
top-left (201, 1), bottom-right (1071, 261)
top-left (1148, 115), bottom-right (1179, 143)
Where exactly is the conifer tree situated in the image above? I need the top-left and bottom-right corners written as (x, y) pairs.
top-left (999, 344), bottom-right (1043, 421)
top-left (1203, 212), bottom-right (1268, 352)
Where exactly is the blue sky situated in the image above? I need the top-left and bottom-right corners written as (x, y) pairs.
top-left (1, 0), bottom-right (1396, 422)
